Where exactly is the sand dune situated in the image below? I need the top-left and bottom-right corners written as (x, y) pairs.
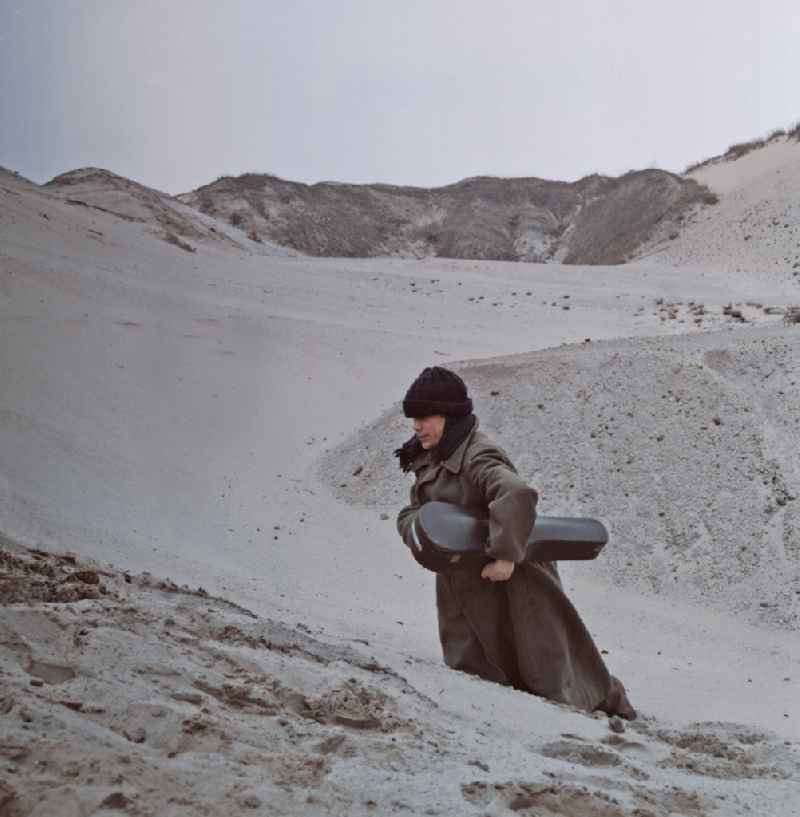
top-left (2, 151), bottom-right (800, 815)
top-left (2, 540), bottom-right (798, 816)
top-left (324, 325), bottom-right (800, 629)
top-left (42, 166), bottom-right (292, 256)
top-left (638, 135), bottom-right (800, 281)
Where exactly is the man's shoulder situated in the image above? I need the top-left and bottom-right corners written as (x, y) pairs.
top-left (466, 430), bottom-right (513, 464)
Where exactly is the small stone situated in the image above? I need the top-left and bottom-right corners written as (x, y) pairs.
top-left (100, 793), bottom-right (132, 810)
top-left (352, 465), bottom-right (363, 476)
top-left (609, 716), bottom-right (626, 734)
top-left (29, 679), bottom-right (44, 688)
top-left (171, 690), bottom-right (204, 705)
top-left (490, 390), bottom-right (500, 396)
top-left (379, 513), bottom-right (390, 521)
top-left (123, 727), bottom-right (146, 744)
top-left (240, 795), bottom-right (262, 809)
top-left (0, 782), bottom-right (19, 812)
top-left (67, 570), bottom-right (100, 585)
top-left (0, 745), bottom-right (29, 762)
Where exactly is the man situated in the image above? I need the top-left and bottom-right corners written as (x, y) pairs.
top-left (395, 366), bottom-right (635, 719)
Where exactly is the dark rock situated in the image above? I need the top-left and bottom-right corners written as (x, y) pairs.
top-left (171, 690), bottom-right (204, 705)
top-left (609, 716), bottom-right (626, 734)
top-left (123, 727), bottom-right (146, 744)
top-left (100, 792), bottom-right (132, 810)
top-left (240, 795), bottom-right (262, 809)
top-left (64, 570), bottom-right (100, 585)
top-left (0, 782), bottom-right (19, 814)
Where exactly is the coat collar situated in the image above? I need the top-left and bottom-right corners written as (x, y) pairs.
top-left (440, 415), bottom-right (479, 474)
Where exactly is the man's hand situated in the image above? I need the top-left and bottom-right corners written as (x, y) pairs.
top-left (481, 559), bottom-right (515, 582)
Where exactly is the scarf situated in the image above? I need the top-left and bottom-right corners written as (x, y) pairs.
top-left (394, 413), bottom-right (476, 473)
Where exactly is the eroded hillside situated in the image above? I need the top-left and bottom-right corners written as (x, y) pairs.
top-left (179, 170), bottom-right (714, 264)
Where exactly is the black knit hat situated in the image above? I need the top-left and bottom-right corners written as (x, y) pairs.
top-left (402, 366), bottom-right (473, 418)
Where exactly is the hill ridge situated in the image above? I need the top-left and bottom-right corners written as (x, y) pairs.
top-left (179, 168), bottom-right (712, 263)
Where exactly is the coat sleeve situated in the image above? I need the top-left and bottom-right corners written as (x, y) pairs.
top-left (396, 484), bottom-right (420, 547)
top-left (468, 449), bottom-right (538, 563)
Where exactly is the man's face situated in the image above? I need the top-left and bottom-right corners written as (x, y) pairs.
top-left (412, 414), bottom-right (446, 449)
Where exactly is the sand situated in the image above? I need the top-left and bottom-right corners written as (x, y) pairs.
top-left (1, 151), bottom-right (799, 816)
top-left (638, 135), bottom-right (800, 282)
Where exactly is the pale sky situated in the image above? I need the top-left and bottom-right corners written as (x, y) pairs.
top-left (1, 0), bottom-right (798, 194)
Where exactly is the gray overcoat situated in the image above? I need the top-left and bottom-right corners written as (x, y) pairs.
top-left (397, 418), bottom-right (635, 718)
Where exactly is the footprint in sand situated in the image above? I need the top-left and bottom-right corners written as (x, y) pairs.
top-left (461, 781), bottom-right (630, 817)
top-left (462, 779), bottom-right (711, 817)
top-left (630, 720), bottom-right (798, 781)
top-left (539, 739), bottom-right (622, 768)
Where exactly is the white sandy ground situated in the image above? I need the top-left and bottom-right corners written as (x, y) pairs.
top-left (638, 136), bottom-right (800, 281)
top-left (1, 162), bottom-right (800, 815)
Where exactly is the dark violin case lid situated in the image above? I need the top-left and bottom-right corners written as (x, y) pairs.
top-left (410, 501), bottom-right (608, 567)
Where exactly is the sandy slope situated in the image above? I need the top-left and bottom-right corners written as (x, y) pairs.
top-left (2, 167), bottom-right (800, 815)
top-left (638, 137), bottom-right (800, 282)
top-left (2, 542), bottom-right (798, 817)
top-left (324, 327), bottom-right (800, 630)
